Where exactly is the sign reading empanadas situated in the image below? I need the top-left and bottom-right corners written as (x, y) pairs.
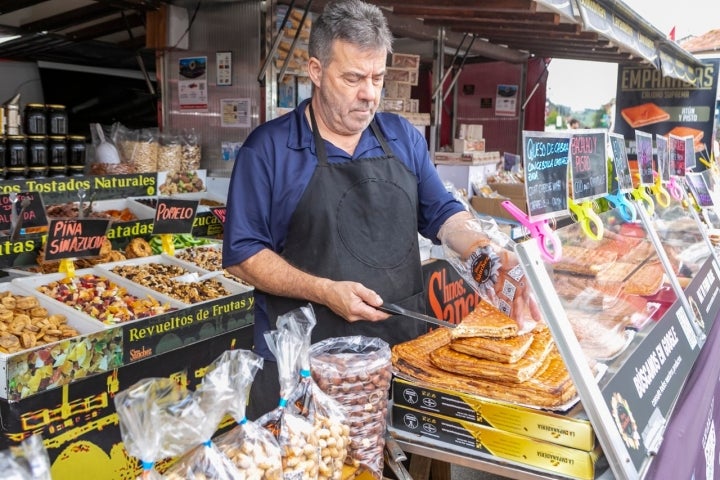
top-left (620, 103), bottom-right (670, 128)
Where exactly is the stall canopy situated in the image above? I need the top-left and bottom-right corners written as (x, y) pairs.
top-left (278, 0), bottom-right (703, 84)
top-left (0, 0), bottom-right (703, 82)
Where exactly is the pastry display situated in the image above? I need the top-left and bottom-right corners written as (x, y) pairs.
top-left (450, 301), bottom-right (518, 339)
top-left (125, 238), bottom-right (153, 259)
top-left (35, 273), bottom-right (176, 325)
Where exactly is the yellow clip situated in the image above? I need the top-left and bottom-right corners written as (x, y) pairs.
top-left (58, 258), bottom-right (75, 279)
top-left (631, 186), bottom-right (655, 217)
top-left (568, 198), bottom-right (604, 241)
top-left (650, 175), bottom-right (671, 208)
top-left (161, 234), bottom-right (175, 256)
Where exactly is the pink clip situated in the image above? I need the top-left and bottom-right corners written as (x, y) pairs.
top-left (502, 201), bottom-right (562, 263)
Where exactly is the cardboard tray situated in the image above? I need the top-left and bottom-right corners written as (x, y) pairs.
top-left (12, 268), bottom-right (185, 328)
top-left (95, 254), bottom-right (251, 307)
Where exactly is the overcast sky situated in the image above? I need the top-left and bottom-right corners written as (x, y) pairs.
top-left (546, 0), bottom-right (719, 111)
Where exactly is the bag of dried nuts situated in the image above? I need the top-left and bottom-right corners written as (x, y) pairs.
top-left (181, 128), bottom-right (202, 171)
top-left (281, 306), bottom-right (350, 480)
top-left (114, 378), bottom-right (188, 480)
top-left (259, 323), bottom-right (320, 479)
top-left (162, 352), bottom-right (245, 480)
top-left (309, 336), bottom-right (392, 480)
top-left (214, 350), bottom-right (284, 480)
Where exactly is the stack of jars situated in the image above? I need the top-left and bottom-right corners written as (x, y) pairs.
top-left (1, 103), bottom-right (86, 180)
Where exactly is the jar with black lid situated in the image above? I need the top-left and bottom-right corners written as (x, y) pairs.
top-left (0, 137), bottom-right (6, 179)
top-left (67, 135), bottom-right (86, 176)
top-left (48, 135), bottom-right (68, 177)
top-left (47, 104), bottom-right (68, 136)
top-left (5, 135), bottom-right (27, 179)
top-left (27, 135), bottom-right (48, 178)
top-left (24, 103), bottom-right (47, 135)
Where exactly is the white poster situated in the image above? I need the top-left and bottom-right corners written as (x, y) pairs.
top-left (178, 56), bottom-right (208, 111)
top-left (220, 98), bottom-right (251, 128)
top-left (495, 84), bottom-right (518, 117)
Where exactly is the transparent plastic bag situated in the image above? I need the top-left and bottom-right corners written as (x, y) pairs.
top-left (282, 306), bottom-right (350, 480)
top-left (162, 351), bottom-right (243, 480)
top-left (114, 377), bottom-right (186, 479)
top-left (158, 131), bottom-right (183, 173)
top-left (181, 128), bottom-right (202, 171)
top-left (214, 350), bottom-right (284, 480)
top-left (0, 435), bottom-right (52, 480)
top-left (260, 319), bottom-right (319, 480)
top-left (309, 336), bottom-right (391, 479)
top-left (115, 126), bottom-right (159, 173)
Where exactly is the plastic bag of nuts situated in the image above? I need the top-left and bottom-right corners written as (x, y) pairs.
top-left (282, 306), bottom-right (350, 480)
top-left (214, 350), bottom-right (284, 480)
top-left (309, 336), bottom-right (392, 480)
top-left (162, 351), bottom-right (248, 480)
top-left (260, 327), bottom-right (320, 479)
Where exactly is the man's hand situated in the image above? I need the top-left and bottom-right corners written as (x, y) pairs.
top-left (322, 280), bottom-right (390, 322)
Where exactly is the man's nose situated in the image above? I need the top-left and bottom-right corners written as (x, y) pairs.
top-left (358, 78), bottom-right (377, 101)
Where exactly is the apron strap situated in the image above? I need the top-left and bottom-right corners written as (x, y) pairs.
top-left (309, 103), bottom-right (329, 166)
top-left (309, 102), bottom-right (394, 163)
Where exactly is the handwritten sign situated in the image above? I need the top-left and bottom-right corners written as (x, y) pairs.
top-left (522, 131), bottom-right (570, 219)
top-left (0, 192), bottom-right (48, 232)
top-left (684, 136), bottom-right (697, 170)
top-left (570, 130), bottom-right (608, 201)
top-left (635, 130), bottom-right (655, 185)
top-left (656, 135), bottom-right (670, 182)
top-left (45, 219), bottom-right (110, 261)
top-left (210, 207), bottom-right (226, 224)
top-left (669, 134), bottom-right (688, 177)
top-left (152, 198), bottom-right (199, 235)
top-left (686, 173), bottom-right (713, 207)
top-left (609, 133), bottom-right (633, 193)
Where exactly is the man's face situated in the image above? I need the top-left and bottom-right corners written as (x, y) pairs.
top-left (313, 40), bottom-right (386, 136)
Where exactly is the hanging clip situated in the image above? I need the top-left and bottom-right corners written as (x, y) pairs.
top-left (501, 200), bottom-right (562, 262)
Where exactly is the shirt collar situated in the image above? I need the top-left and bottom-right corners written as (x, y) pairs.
top-left (287, 98), bottom-right (398, 157)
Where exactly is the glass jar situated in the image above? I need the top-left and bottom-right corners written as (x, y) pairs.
top-left (67, 135), bottom-right (87, 176)
top-left (48, 135), bottom-right (68, 177)
top-left (5, 135), bottom-right (27, 179)
top-left (27, 135), bottom-right (48, 178)
top-left (0, 136), bottom-right (5, 179)
top-left (47, 104), bottom-right (68, 135)
top-left (24, 103), bottom-right (47, 135)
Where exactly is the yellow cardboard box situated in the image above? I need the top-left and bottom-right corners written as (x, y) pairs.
top-left (392, 377), bottom-right (595, 451)
top-left (392, 404), bottom-right (602, 480)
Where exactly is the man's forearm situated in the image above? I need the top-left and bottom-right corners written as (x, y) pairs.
top-left (226, 249), bottom-right (333, 304)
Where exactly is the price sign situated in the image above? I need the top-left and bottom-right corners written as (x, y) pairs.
top-left (635, 130), bottom-right (655, 185)
top-left (0, 192), bottom-right (48, 232)
top-left (210, 207), bottom-right (226, 224)
top-left (570, 130), bottom-right (608, 201)
top-left (669, 134), bottom-right (690, 177)
top-left (609, 133), bottom-right (633, 193)
top-left (522, 131), bottom-right (571, 219)
top-left (686, 173), bottom-right (713, 207)
top-left (44, 219), bottom-right (110, 261)
top-left (656, 135), bottom-right (670, 182)
top-left (152, 198), bottom-right (199, 235)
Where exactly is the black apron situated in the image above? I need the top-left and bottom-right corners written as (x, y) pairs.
top-left (264, 105), bottom-right (427, 347)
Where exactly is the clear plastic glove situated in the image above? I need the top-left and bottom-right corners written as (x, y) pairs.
top-left (439, 211), bottom-right (541, 331)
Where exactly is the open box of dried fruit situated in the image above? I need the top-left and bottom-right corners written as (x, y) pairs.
top-left (0, 282), bottom-right (121, 400)
top-left (13, 269), bottom-right (184, 327)
top-left (95, 254), bottom-right (251, 306)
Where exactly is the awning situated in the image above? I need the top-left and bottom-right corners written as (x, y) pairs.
top-left (279, 0), bottom-right (703, 83)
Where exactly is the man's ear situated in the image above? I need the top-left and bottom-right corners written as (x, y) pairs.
top-left (307, 57), bottom-right (322, 87)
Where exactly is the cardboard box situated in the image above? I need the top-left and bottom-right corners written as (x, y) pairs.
top-left (458, 123), bottom-right (483, 140)
top-left (392, 378), bottom-right (595, 451)
top-left (491, 182), bottom-right (526, 198)
top-left (454, 138), bottom-right (486, 153)
top-left (392, 404), bottom-right (602, 480)
top-left (0, 326), bottom-right (254, 480)
top-left (436, 163), bottom-right (498, 196)
top-left (471, 195), bottom-right (527, 221)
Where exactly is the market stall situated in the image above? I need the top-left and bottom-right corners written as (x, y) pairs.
top-left (0, 1), bottom-right (717, 479)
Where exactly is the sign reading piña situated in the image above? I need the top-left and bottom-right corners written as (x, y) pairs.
top-left (152, 198), bottom-right (199, 235)
top-left (45, 219), bottom-right (110, 261)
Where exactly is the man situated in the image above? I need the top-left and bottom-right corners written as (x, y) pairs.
top-left (223, 0), bottom-right (538, 419)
